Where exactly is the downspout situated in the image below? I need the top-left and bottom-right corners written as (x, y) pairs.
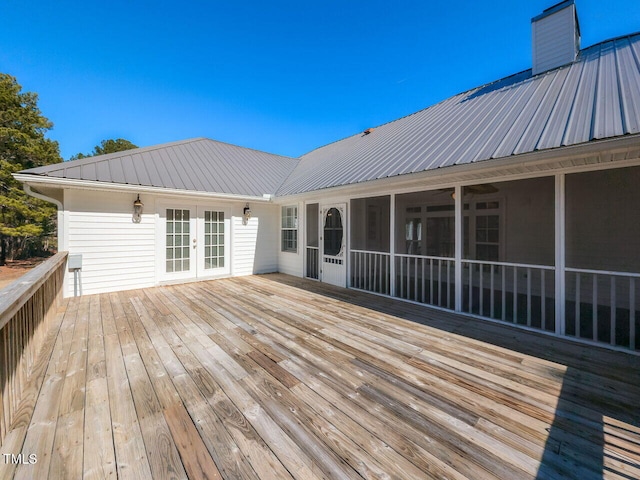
top-left (24, 183), bottom-right (69, 296)
top-left (23, 183), bottom-right (64, 251)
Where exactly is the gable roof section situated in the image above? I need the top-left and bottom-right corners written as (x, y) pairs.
top-left (21, 138), bottom-right (300, 197)
top-left (277, 33), bottom-right (640, 196)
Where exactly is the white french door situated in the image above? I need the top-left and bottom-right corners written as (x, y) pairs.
top-left (161, 205), bottom-right (230, 282)
top-left (164, 206), bottom-right (196, 280)
top-left (196, 206), bottom-right (230, 277)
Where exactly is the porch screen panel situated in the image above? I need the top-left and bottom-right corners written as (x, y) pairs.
top-left (350, 196), bottom-right (391, 252)
top-left (166, 208), bottom-right (190, 272)
top-left (460, 178), bottom-right (555, 333)
top-left (565, 167), bottom-right (640, 349)
top-left (350, 196), bottom-right (391, 294)
top-left (306, 203), bottom-right (319, 279)
top-left (394, 191), bottom-right (457, 307)
top-left (204, 211), bottom-right (224, 269)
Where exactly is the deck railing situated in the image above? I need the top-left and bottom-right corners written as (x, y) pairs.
top-left (565, 268), bottom-right (640, 349)
top-left (462, 260), bottom-right (556, 332)
top-left (0, 252), bottom-right (67, 446)
top-left (347, 248), bottom-right (639, 350)
top-left (396, 254), bottom-right (455, 309)
top-left (351, 250), bottom-right (391, 295)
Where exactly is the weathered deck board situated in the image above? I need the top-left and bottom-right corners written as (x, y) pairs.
top-left (83, 294), bottom-right (116, 480)
top-left (2, 273), bottom-right (639, 479)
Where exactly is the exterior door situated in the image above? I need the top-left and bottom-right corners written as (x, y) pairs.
top-left (162, 205), bottom-right (230, 282)
top-left (164, 206), bottom-right (197, 280)
top-left (321, 204), bottom-right (347, 287)
top-left (196, 207), bottom-right (230, 278)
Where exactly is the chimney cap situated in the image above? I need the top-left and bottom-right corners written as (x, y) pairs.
top-left (532, 0), bottom-right (580, 35)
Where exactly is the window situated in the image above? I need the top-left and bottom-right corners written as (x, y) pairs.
top-left (475, 202), bottom-right (500, 261)
top-left (405, 214), bottom-right (422, 255)
top-left (281, 206), bottom-right (298, 252)
top-left (401, 200), bottom-right (499, 260)
top-left (323, 207), bottom-right (343, 256)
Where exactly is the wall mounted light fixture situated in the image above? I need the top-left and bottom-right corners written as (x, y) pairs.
top-left (133, 195), bottom-right (144, 223)
top-left (243, 203), bottom-right (252, 225)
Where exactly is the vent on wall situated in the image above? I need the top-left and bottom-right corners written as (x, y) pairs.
top-left (532, 0), bottom-right (581, 76)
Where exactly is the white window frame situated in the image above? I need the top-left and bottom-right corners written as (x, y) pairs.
top-left (281, 205), bottom-right (298, 253)
top-left (400, 197), bottom-right (504, 261)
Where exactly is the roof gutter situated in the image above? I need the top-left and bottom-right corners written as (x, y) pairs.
top-left (23, 183), bottom-right (63, 210)
top-left (23, 183), bottom-right (66, 253)
top-left (13, 174), bottom-right (274, 203)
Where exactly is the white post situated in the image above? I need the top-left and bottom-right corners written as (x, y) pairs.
top-left (301, 202), bottom-right (307, 279)
top-left (555, 174), bottom-right (566, 336)
top-left (345, 201), bottom-right (350, 287)
top-left (390, 193), bottom-right (396, 297)
top-left (455, 185), bottom-right (463, 311)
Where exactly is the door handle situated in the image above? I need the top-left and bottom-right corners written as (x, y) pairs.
top-left (192, 238), bottom-right (197, 248)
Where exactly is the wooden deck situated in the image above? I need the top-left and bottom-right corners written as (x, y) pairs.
top-left (1, 274), bottom-right (639, 479)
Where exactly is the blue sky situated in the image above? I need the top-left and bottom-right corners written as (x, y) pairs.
top-left (1, 1), bottom-right (638, 160)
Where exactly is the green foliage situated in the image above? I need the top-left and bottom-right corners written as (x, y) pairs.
top-left (94, 138), bottom-right (137, 155)
top-left (70, 138), bottom-right (137, 160)
top-left (0, 73), bottom-right (61, 261)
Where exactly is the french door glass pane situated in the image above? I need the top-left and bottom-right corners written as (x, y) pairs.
top-left (204, 211), bottom-right (225, 269)
top-left (166, 208), bottom-right (191, 272)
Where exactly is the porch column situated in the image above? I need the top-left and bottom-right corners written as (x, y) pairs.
top-left (555, 174), bottom-right (566, 335)
top-left (454, 185), bottom-right (463, 311)
top-left (390, 193), bottom-right (396, 297)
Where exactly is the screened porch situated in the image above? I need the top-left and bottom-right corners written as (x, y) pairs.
top-left (346, 166), bottom-right (640, 351)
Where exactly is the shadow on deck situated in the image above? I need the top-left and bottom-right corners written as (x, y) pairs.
top-left (269, 274), bottom-right (640, 479)
top-left (1, 273), bottom-right (639, 479)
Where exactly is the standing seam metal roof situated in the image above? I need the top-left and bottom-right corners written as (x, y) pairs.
top-left (19, 33), bottom-right (640, 198)
top-left (276, 33), bottom-right (640, 196)
top-left (23, 138), bottom-right (300, 197)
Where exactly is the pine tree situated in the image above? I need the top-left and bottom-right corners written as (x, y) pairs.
top-left (0, 73), bottom-right (62, 264)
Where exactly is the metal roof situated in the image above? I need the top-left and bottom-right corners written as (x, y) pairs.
top-left (22, 138), bottom-right (300, 197)
top-left (277, 33), bottom-right (640, 196)
top-left (19, 33), bottom-right (640, 199)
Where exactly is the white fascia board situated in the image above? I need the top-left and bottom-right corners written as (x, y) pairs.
top-left (12, 174), bottom-right (274, 203)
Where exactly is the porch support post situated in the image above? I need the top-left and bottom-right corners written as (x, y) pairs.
top-left (454, 185), bottom-right (463, 311)
top-left (390, 193), bottom-right (396, 297)
top-left (345, 201), bottom-right (350, 287)
top-left (555, 174), bottom-right (566, 336)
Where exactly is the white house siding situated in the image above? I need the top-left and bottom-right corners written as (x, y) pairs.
top-left (64, 190), bottom-right (280, 297)
top-left (566, 165), bottom-right (640, 272)
top-left (64, 189), bottom-right (156, 297)
top-left (231, 203), bottom-right (279, 276)
top-left (277, 201), bottom-right (304, 277)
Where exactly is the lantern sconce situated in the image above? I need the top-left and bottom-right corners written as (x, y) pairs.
top-left (133, 195), bottom-right (144, 223)
top-left (243, 203), bottom-right (252, 225)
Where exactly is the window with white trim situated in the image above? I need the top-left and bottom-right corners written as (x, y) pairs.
top-left (474, 201), bottom-right (500, 261)
top-left (281, 206), bottom-right (298, 252)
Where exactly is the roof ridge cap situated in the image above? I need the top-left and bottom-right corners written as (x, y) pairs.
top-left (200, 137), bottom-right (299, 161)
